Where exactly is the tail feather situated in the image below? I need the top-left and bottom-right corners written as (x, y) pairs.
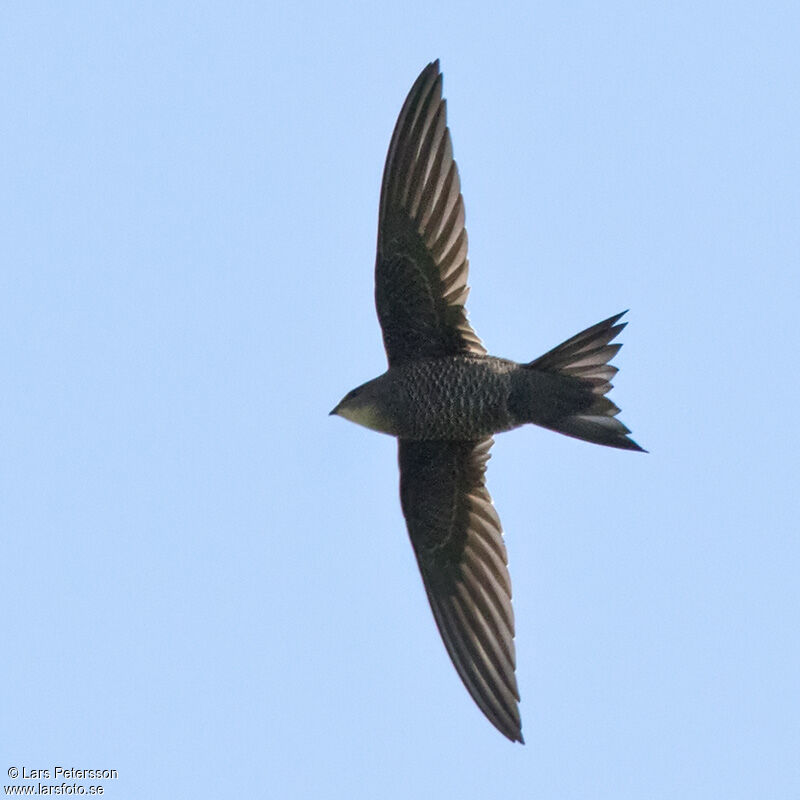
top-left (524, 312), bottom-right (645, 452)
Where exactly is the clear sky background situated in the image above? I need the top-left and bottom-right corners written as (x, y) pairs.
top-left (3, 2), bottom-right (799, 798)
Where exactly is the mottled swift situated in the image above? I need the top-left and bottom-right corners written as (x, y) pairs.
top-left (331, 61), bottom-right (644, 744)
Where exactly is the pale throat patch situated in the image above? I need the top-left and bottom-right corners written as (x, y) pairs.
top-left (338, 403), bottom-right (394, 435)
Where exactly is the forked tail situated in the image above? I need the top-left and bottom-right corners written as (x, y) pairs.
top-left (520, 312), bottom-right (645, 452)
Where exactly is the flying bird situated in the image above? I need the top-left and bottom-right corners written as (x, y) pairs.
top-left (331, 60), bottom-right (644, 744)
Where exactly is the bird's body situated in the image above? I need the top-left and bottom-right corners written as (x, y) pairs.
top-left (331, 60), bottom-right (644, 744)
top-left (338, 351), bottom-right (644, 445)
top-left (337, 355), bottom-right (516, 439)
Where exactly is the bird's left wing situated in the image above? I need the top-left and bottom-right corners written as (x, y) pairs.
top-left (398, 437), bottom-right (523, 743)
top-left (375, 61), bottom-right (485, 366)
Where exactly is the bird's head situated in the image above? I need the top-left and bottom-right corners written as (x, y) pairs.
top-left (330, 377), bottom-right (396, 435)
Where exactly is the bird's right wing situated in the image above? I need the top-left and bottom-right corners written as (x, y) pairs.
top-left (375, 60), bottom-right (485, 366)
top-left (398, 437), bottom-right (523, 743)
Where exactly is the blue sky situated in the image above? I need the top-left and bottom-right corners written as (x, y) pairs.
top-left (3, 2), bottom-right (799, 797)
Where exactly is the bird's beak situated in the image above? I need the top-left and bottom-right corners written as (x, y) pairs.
top-left (329, 404), bottom-right (339, 416)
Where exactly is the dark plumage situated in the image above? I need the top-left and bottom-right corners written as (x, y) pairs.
top-left (331, 61), bottom-right (644, 743)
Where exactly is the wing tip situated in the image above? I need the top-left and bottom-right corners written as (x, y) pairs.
top-left (496, 715), bottom-right (525, 744)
